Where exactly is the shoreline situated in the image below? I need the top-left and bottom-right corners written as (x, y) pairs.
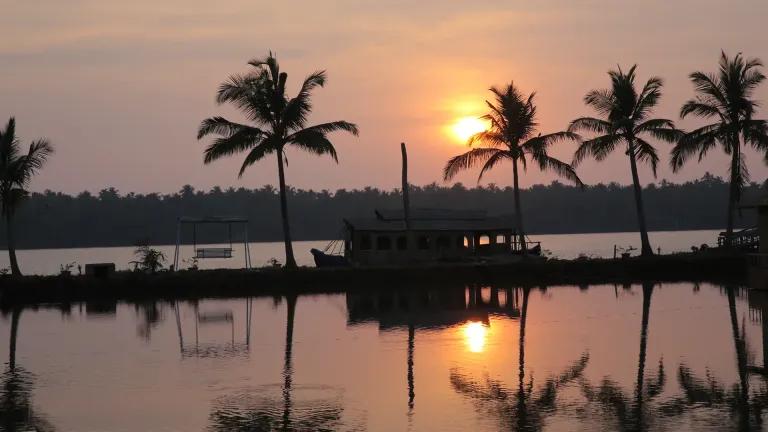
top-left (0, 227), bottom-right (739, 253)
top-left (0, 251), bottom-right (748, 309)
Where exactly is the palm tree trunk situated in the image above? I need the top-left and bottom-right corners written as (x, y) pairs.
top-left (627, 143), bottom-right (653, 257)
top-left (512, 158), bottom-right (527, 253)
top-left (9, 308), bottom-right (20, 371)
top-left (725, 145), bottom-right (740, 247)
top-left (5, 213), bottom-right (21, 276)
top-left (726, 286), bottom-right (750, 428)
top-left (282, 294), bottom-right (297, 430)
top-left (634, 283), bottom-right (653, 427)
top-left (276, 151), bottom-right (297, 269)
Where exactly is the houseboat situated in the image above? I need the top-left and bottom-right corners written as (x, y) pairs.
top-left (335, 208), bottom-right (539, 266)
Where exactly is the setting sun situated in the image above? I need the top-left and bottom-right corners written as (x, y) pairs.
top-left (451, 117), bottom-right (488, 143)
top-left (462, 321), bottom-right (488, 353)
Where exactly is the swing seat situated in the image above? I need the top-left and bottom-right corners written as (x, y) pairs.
top-left (195, 248), bottom-right (233, 259)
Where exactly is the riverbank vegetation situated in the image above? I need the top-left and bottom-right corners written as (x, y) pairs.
top-left (0, 173), bottom-right (761, 250)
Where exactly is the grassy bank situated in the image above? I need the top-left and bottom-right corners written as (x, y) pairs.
top-left (0, 251), bottom-right (747, 309)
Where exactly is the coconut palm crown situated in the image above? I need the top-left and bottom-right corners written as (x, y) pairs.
top-left (198, 52), bottom-right (358, 268)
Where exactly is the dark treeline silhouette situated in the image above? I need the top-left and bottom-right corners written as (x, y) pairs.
top-left (0, 173), bottom-right (762, 250)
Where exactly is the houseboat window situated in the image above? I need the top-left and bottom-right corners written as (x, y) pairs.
top-left (496, 234), bottom-right (506, 244)
top-left (479, 235), bottom-right (491, 245)
top-left (396, 236), bottom-right (408, 250)
top-left (377, 236), bottom-right (392, 250)
top-left (418, 235), bottom-right (431, 250)
top-left (460, 236), bottom-right (470, 249)
top-left (360, 234), bottom-right (372, 250)
top-left (436, 236), bottom-right (451, 249)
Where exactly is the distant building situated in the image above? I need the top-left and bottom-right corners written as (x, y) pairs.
top-left (342, 208), bottom-right (537, 266)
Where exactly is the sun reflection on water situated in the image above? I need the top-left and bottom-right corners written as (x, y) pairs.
top-left (462, 321), bottom-right (488, 353)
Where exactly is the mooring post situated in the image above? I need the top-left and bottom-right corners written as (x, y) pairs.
top-left (401, 142), bottom-right (412, 248)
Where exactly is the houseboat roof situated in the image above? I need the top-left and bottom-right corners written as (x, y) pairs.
top-left (344, 208), bottom-right (517, 232)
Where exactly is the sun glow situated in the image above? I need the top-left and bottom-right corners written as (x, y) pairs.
top-left (451, 117), bottom-right (489, 143)
top-left (463, 321), bottom-right (488, 353)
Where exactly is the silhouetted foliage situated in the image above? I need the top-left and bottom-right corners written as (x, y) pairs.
top-left (570, 65), bottom-right (682, 256)
top-left (672, 51), bottom-right (768, 246)
top-left (197, 52), bottom-right (358, 268)
top-left (444, 82), bottom-right (582, 251)
top-left (0, 117), bottom-right (53, 275)
top-left (0, 174), bottom-right (761, 249)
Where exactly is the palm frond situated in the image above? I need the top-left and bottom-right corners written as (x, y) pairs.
top-left (679, 100), bottom-right (724, 120)
top-left (477, 151), bottom-right (510, 182)
top-left (633, 137), bottom-right (660, 177)
top-left (572, 134), bottom-right (622, 166)
top-left (443, 147), bottom-right (504, 181)
top-left (584, 89), bottom-right (615, 117)
top-left (468, 130), bottom-right (507, 148)
top-left (542, 155), bottom-right (584, 186)
top-left (568, 117), bottom-right (612, 134)
top-left (203, 128), bottom-right (266, 164)
top-left (288, 129), bottom-right (339, 163)
top-left (197, 117), bottom-right (263, 140)
top-left (238, 143), bottom-right (277, 178)
top-left (285, 121), bottom-right (358, 141)
top-left (635, 119), bottom-right (683, 143)
top-left (670, 124), bottom-right (721, 171)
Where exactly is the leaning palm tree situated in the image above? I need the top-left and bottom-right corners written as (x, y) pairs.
top-left (569, 66), bottom-right (681, 257)
top-left (671, 52), bottom-right (768, 246)
top-left (0, 118), bottom-right (54, 276)
top-left (443, 83), bottom-right (583, 252)
top-left (198, 53), bottom-right (359, 268)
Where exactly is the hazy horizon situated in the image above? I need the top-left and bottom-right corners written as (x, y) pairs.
top-left (3, 0), bottom-right (768, 194)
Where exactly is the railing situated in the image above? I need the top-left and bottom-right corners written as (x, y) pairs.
top-left (718, 227), bottom-right (759, 250)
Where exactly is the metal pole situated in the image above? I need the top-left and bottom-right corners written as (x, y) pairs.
top-left (174, 218), bottom-right (182, 271)
top-left (244, 223), bottom-right (251, 269)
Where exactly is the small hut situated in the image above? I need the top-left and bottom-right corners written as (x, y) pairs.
top-left (342, 208), bottom-right (536, 266)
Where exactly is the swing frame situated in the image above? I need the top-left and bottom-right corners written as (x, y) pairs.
top-left (173, 217), bottom-right (252, 270)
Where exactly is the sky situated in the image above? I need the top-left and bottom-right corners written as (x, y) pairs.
top-left (2, 0), bottom-right (768, 194)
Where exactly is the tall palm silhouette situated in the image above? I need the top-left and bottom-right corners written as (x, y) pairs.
top-left (443, 84), bottom-right (582, 252)
top-left (580, 283), bottom-right (668, 431)
top-left (1, 308), bottom-right (55, 431)
top-left (0, 118), bottom-right (54, 276)
top-left (671, 52), bottom-right (768, 246)
top-left (198, 53), bottom-right (359, 268)
top-left (569, 66), bottom-right (681, 257)
top-left (450, 287), bottom-right (590, 430)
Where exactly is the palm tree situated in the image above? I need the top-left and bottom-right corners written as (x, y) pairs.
top-left (671, 52), bottom-right (768, 246)
top-left (569, 66), bottom-right (681, 257)
top-left (198, 53), bottom-right (359, 268)
top-left (0, 118), bottom-right (54, 276)
top-left (443, 83), bottom-right (583, 252)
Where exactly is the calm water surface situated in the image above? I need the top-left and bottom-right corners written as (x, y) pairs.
top-left (0, 229), bottom-right (721, 275)
top-left (2, 283), bottom-right (768, 431)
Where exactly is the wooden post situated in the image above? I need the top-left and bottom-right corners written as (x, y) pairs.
top-left (401, 143), bottom-right (411, 249)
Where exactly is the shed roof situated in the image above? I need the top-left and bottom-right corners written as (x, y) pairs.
top-left (345, 208), bottom-right (517, 232)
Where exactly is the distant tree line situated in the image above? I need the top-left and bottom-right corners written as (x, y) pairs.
top-left (0, 173), bottom-right (761, 250)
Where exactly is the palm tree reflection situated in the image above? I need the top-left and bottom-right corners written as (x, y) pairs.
top-left (1, 308), bottom-right (55, 431)
top-left (208, 294), bottom-right (354, 432)
top-left (663, 286), bottom-right (768, 430)
top-left (579, 282), bottom-right (667, 431)
top-left (450, 287), bottom-right (590, 431)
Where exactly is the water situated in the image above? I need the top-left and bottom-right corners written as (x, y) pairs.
top-left (1, 283), bottom-right (767, 431)
top-left (0, 230), bottom-right (721, 275)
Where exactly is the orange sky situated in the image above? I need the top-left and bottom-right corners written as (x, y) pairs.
top-left (2, 0), bottom-right (768, 193)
